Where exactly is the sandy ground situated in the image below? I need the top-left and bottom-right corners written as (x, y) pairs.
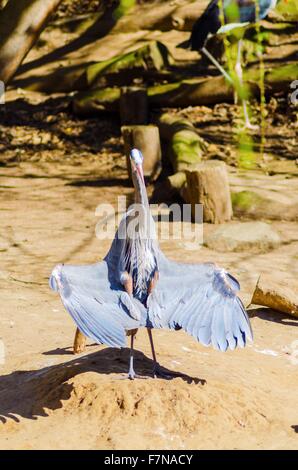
top-left (0, 1), bottom-right (297, 449)
top-left (0, 161), bottom-right (298, 450)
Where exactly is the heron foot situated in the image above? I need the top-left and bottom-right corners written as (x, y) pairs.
top-left (128, 372), bottom-right (148, 380)
top-left (127, 363), bottom-right (148, 380)
top-left (116, 372), bottom-right (149, 380)
top-left (128, 368), bottom-right (136, 380)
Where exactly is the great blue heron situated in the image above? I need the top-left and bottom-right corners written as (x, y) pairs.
top-left (184, 0), bottom-right (284, 129)
top-left (50, 149), bottom-right (253, 379)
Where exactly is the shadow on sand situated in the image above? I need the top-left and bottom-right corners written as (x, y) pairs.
top-left (248, 307), bottom-right (298, 328)
top-left (0, 348), bottom-right (205, 424)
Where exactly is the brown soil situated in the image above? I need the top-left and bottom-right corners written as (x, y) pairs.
top-left (0, 1), bottom-right (297, 450)
top-left (0, 152), bottom-right (297, 449)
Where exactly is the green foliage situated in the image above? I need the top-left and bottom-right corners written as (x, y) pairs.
top-left (225, 0), bottom-right (240, 24)
top-left (114, 0), bottom-right (136, 20)
top-left (74, 87), bottom-right (121, 113)
top-left (218, 0), bottom-right (271, 167)
top-left (87, 42), bottom-right (172, 86)
top-left (276, 0), bottom-right (298, 20)
top-left (269, 63), bottom-right (298, 83)
top-left (237, 132), bottom-right (256, 169)
top-left (231, 190), bottom-right (263, 210)
top-left (172, 130), bottom-right (203, 171)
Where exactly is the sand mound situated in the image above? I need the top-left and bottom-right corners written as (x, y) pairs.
top-left (62, 372), bottom-right (273, 449)
top-left (0, 348), bottom-right (284, 450)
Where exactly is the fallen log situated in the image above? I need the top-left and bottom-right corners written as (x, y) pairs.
top-left (171, 0), bottom-right (298, 31)
top-left (73, 76), bottom-right (233, 114)
top-left (155, 113), bottom-right (208, 198)
top-left (14, 41), bottom-right (173, 93)
top-left (112, 0), bottom-right (189, 33)
top-left (171, 0), bottom-right (209, 31)
top-left (86, 41), bottom-right (173, 89)
top-left (155, 113), bottom-right (206, 172)
top-left (73, 87), bottom-right (121, 115)
top-left (73, 63), bottom-right (298, 114)
top-left (251, 275), bottom-right (298, 318)
top-left (185, 161), bottom-right (233, 224)
top-left (18, 41), bottom-right (174, 93)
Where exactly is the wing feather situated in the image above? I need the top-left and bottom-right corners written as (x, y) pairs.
top-left (148, 256), bottom-right (253, 352)
top-left (50, 263), bottom-right (144, 348)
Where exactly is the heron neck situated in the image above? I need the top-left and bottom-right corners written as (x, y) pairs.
top-left (132, 170), bottom-right (149, 208)
top-left (135, 182), bottom-right (149, 207)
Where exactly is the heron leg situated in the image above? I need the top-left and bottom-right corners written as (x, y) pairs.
top-left (146, 272), bottom-right (175, 379)
top-left (73, 327), bottom-right (87, 354)
top-left (128, 333), bottom-right (136, 380)
top-left (235, 40), bottom-right (259, 130)
top-left (147, 328), bottom-right (176, 380)
top-left (123, 331), bottom-right (148, 380)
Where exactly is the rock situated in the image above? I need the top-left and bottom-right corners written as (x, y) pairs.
top-left (205, 222), bottom-right (281, 253)
top-left (251, 275), bottom-right (298, 318)
top-left (232, 190), bottom-right (298, 222)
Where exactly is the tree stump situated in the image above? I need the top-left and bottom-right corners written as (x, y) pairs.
top-left (120, 86), bottom-right (148, 125)
top-left (122, 125), bottom-right (162, 182)
top-left (251, 275), bottom-right (298, 318)
top-left (185, 161), bottom-right (233, 223)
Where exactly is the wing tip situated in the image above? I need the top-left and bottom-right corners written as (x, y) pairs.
top-left (49, 264), bottom-right (63, 292)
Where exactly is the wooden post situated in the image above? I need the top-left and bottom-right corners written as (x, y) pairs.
top-left (122, 125), bottom-right (162, 183)
top-left (73, 328), bottom-right (86, 354)
top-left (185, 161), bottom-right (233, 223)
top-left (120, 86), bottom-right (148, 125)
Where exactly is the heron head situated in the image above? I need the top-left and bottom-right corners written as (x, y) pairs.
top-left (130, 148), bottom-right (145, 184)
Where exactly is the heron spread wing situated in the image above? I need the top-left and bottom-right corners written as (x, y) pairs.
top-left (147, 254), bottom-right (252, 352)
top-left (49, 262), bottom-right (145, 348)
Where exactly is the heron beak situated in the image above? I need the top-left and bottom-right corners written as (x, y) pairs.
top-left (136, 164), bottom-right (145, 184)
top-left (131, 159), bottom-right (145, 184)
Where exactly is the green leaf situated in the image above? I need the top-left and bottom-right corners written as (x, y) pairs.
top-left (114, 0), bottom-right (136, 20)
